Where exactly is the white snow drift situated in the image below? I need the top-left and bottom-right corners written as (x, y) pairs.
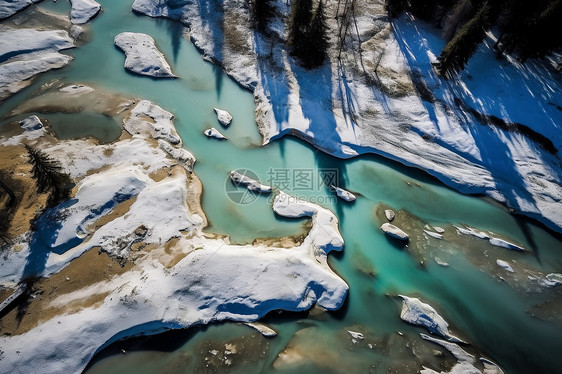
top-left (114, 32), bottom-right (176, 78)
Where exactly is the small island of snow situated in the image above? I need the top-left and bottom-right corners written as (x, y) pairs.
top-left (114, 32), bottom-right (176, 78)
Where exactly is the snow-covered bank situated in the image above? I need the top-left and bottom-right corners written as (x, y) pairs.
top-left (0, 87), bottom-right (348, 374)
top-left (114, 32), bottom-right (176, 78)
top-left (131, 0), bottom-right (562, 233)
top-left (0, 27), bottom-right (74, 100)
top-left (0, 0), bottom-right (42, 19)
top-left (69, 0), bottom-right (101, 25)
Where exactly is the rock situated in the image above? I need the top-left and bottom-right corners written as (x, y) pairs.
top-left (204, 127), bottom-right (227, 140)
top-left (399, 295), bottom-right (464, 343)
top-left (347, 330), bottom-right (364, 342)
top-left (214, 107), bottom-right (232, 127)
top-left (69, 0), bottom-right (101, 24)
top-left (331, 185), bottom-right (356, 202)
top-left (123, 100), bottom-right (181, 145)
top-left (230, 170), bottom-right (271, 193)
top-left (424, 230), bottom-right (443, 239)
top-left (541, 273), bottom-right (562, 287)
top-left (496, 259), bottom-right (514, 273)
top-left (380, 223), bottom-right (409, 241)
top-left (480, 357), bottom-right (505, 374)
top-left (114, 32), bottom-right (176, 78)
top-left (384, 209), bottom-right (395, 221)
top-left (69, 25), bottom-right (85, 40)
top-left (158, 140), bottom-right (196, 171)
top-left (244, 322), bottom-right (277, 337)
top-left (489, 238), bottom-right (524, 251)
top-left (454, 225), bottom-right (489, 239)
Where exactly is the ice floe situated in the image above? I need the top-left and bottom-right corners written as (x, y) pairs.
top-left (69, 0), bottom-right (101, 24)
top-left (214, 107), bottom-right (233, 127)
top-left (204, 127), bottom-right (227, 140)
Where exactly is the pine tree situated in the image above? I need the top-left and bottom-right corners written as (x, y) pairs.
top-left (385, 0), bottom-right (408, 18)
top-left (288, 0), bottom-right (314, 58)
top-left (436, 2), bottom-right (494, 77)
top-left (252, 0), bottom-right (274, 33)
top-left (25, 145), bottom-right (72, 206)
top-left (302, 0), bottom-right (330, 68)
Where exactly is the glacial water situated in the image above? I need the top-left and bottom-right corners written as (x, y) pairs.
top-left (1, 1), bottom-right (561, 373)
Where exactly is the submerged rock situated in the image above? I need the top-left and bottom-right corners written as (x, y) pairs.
top-left (114, 32), bottom-right (176, 78)
top-left (214, 107), bottom-right (232, 127)
top-left (331, 185), bottom-right (356, 202)
top-left (204, 127), bottom-right (227, 140)
top-left (385, 209), bottom-right (395, 221)
top-left (381, 223), bottom-right (409, 241)
top-left (70, 0), bottom-right (101, 24)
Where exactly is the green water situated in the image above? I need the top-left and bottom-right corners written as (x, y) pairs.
top-left (2, 1), bottom-right (561, 373)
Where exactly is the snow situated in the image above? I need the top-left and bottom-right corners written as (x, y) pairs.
top-left (230, 170), bottom-right (272, 194)
top-left (381, 223), bottom-right (409, 241)
top-left (114, 32), bottom-right (176, 78)
top-left (69, 0), bottom-right (101, 25)
top-left (123, 99), bottom-right (181, 145)
top-left (0, 0), bottom-right (42, 19)
top-left (496, 259), bottom-right (514, 273)
top-left (158, 139), bottom-right (196, 171)
top-left (19, 115), bottom-right (43, 130)
top-left (1, 188), bottom-right (348, 374)
top-left (399, 295), bottom-right (464, 343)
top-left (385, 209), bottom-right (395, 221)
top-left (0, 95), bottom-right (348, 374)
top-left (131, 0), bottom-right (562, 234)
top-left (214, 107), bottom-right (233, 127)
top-left (0, 27), bottom-right (74, 100)
top-left (420, 333), bottom-right (474, 363)
top-left (424, 230), bottom-right (443, 239)
top-left (347, 330), bottom-right (364, 342)
top-left (204, 127), bottom-right (227, 140)
top-left (245, 322), bottom-right (277, 337)
top-left (541, 273), bottom-right (562, 288)
top-left (434, 257), bottom-right (449, 267)
top-left (331, 185), bottom-right (356, 202)
top-left (489, 238), bottom-right (525, 252)
top-left (454, 225), bottom-right (490, 240)
top-left (0, 115), bottom-right (47, 146)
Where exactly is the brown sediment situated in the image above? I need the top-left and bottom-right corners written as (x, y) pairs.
top-left (0, 249), bottom-right (132, 336)
top-left (0, 144), bottom-right (50, 241)
top-left (92, 196), bottom-right (138, 229)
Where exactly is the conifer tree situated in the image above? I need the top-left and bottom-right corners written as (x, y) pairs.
top-left (436, 2), bottom-right (493, 77)
top-left (288, 0), bottom-right (313, 58)
top-left (25, 145), bottom-right (72, 206)
top-left (252, 0), bottom-right (274, 33)
top-left (303, 0), bottom-right (330, 68)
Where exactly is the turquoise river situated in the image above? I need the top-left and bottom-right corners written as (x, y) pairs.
top-left (1, 1), bottom-right (561, 373)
